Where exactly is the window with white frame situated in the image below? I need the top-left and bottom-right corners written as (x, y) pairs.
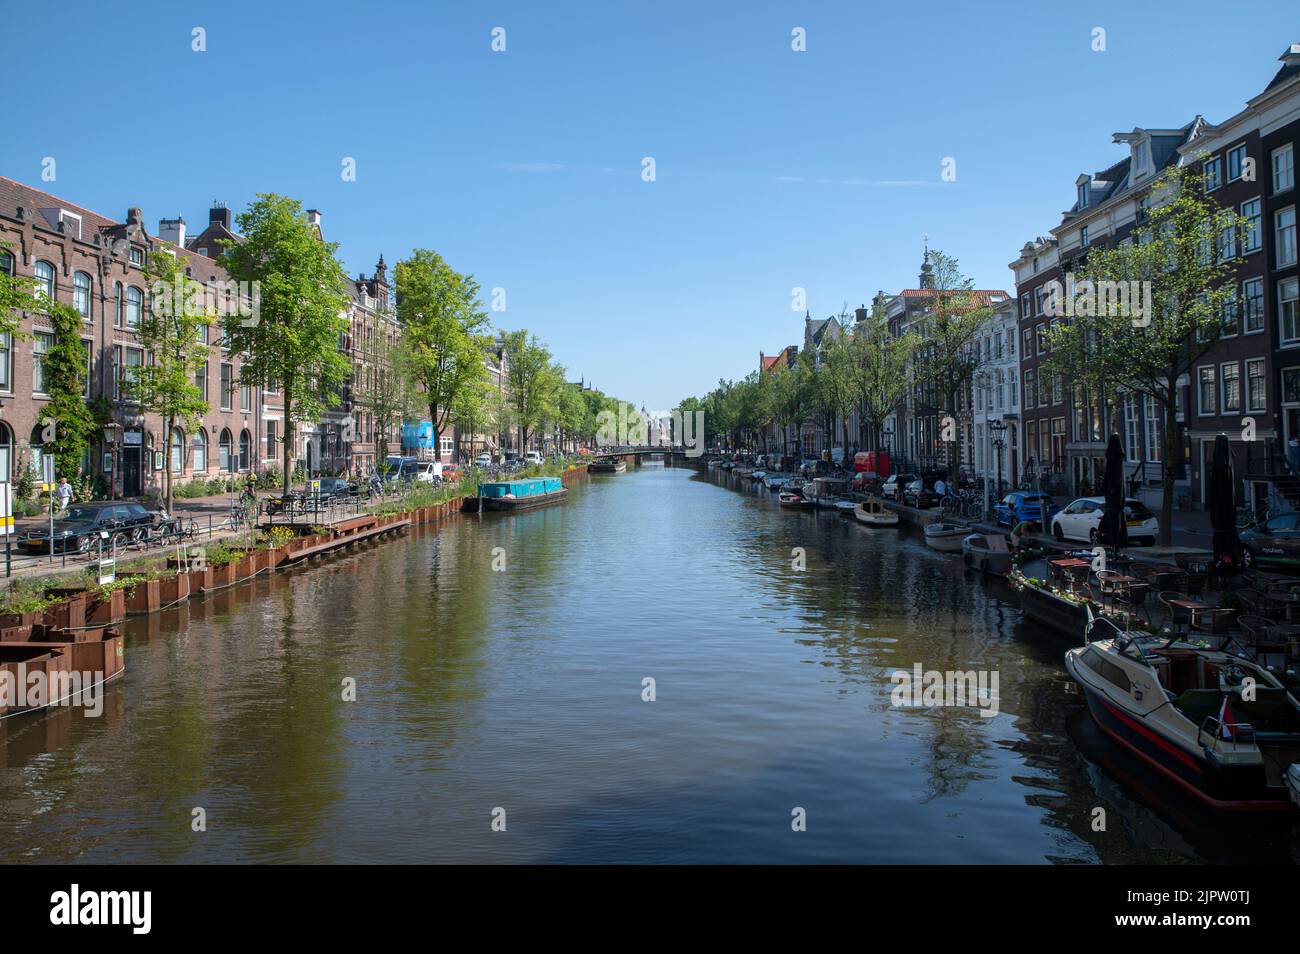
top-left (32, 332), bottom-right (53, 394)
top-left (1277, 207), bottom-right (1297, 268)
top-left (125, 286), bottom-right (143, 327)
top-left (1228, 143), bottom-right (1248, 182)
top-left (1281, 277), bottom-right (1300, 346)
top-left (33, 260), bottom-right (54, 301)
top-left (1197, 366), bottom-right (1216, 415)
top-left (1144, 396), bottom-right (1161, 462)
top-left (1244, 278), bottom-right (1264, 333)
top-left (1274, 143), bottom-right (1294, 195)
top-left (1246, 358), bottom-right (1266, 412)
top-left (73, 271), bottom-right (92, 319)
top-left (1124, 395), bottom-right (1141, 459)
top-left (1221, 363), bottom-right (1241, 414)
top-left (1204, 156), bottom-right (1222, 191)
top-left (1240, 198), bottom-right (1262, 252)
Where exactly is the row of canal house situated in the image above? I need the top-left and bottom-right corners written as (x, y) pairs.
top-left (0, 174), bottom-right (412, 497)
top-left (1014, 42), bottom-right (1300, 512)
top-left (760, 43), bottom-right (1300, 514)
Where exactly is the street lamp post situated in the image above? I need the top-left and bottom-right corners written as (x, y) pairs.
top-left (989, 418), bottom-right (1008, 522)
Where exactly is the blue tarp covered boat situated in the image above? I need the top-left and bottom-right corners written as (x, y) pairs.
top-left (472, 477), bottom-right (567, 511)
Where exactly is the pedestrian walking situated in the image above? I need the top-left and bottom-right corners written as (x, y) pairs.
top-left (55, 476), bottom-right (73, 512)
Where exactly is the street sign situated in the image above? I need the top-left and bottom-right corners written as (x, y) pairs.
top-left (95, 558), bottom-right (116, 587)
top-left (42, 455), bottom-right (55, 485)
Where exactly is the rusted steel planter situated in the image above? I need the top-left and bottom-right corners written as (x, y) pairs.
top-left (0, 610), bottom-right (41, 630)
top-left (42, 591), bottom-right (88, 631)
top-left (203, 561), bottom-right (238, 591)
top-left (87, 589), bottom-right (125, 626)
top-left (158, 573), bottom-right (190, 605)
top-left (125, 578), bottom-right (162, 615)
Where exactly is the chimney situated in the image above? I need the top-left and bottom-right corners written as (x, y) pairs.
top-left (209, 201), bottom-right (231, 231)
top-left (158, 216), bottom-right (186, 247)
top-left (307, 209), bottom-right (322, 227)
top-left (1282, 43), bottom-right (1300, 68)
top-left (854, 304), bottom-right (867, 323)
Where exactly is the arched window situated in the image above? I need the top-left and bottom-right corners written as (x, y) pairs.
top-left (73, 271), bottom-right (92, 319)
top-left (238, 429), bottom-right (252, 472)
top-left (170, 427), bottom-right (185, 474)
top-left (28, 422), bottom-right (45, 475)
top-left (0, 422), bottom-right (12, 483)
top-left (34, 260), bottom-right (55, 301)
top-left (125, 286), bottom-right (143, 327)
top-left (219, 428), bottom-right (233, 472)
top-left (191, 429), bottom-right (208, 472)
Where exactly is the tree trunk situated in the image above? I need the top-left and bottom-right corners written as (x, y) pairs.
top-left (282, 394), bottom-right (293, 496)
top-left (1159, 383), bottom-right (1179, 547)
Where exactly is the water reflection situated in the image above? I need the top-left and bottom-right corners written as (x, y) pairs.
top-left (0, 465), bottom-right (1295, 862)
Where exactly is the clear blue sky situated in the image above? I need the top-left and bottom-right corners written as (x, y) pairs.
top-left (3, 1), bottom-right (1297, 409)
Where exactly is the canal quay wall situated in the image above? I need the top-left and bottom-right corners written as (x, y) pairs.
top-left (0, 465), bottom-right (591, 635)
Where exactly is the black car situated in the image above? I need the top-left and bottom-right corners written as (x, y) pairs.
top-left (311, 478), bottom-right (359, 501)
top-left (1240, 512), bottom-right (1300, 570)
top-left (20, 501), bottom-right (155, 554)
top-left (903, 476), bottom-right (944, 509)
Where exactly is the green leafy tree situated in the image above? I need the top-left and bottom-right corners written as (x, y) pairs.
top-left (0, 239), bottom-right (36, 340)
top-left (394, 250), bottom-right (491, 458)
top-left (133, 242), bottom-right (213, 512)
top-left (41, 302), bottom-right (97, 480)
top-left (356, 328), bottom-right (416, 466)
top-left (851, 302), bottom-right (920, 453)
top-left (1043, 163), bottom-right (1241, 544)
top-left (218, 194), bottom-right (353, 495)
top-left (502, 330), bottom-right (557, 451)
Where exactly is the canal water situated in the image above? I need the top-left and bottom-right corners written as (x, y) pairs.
top-left (1, 463), bottom-right (1297, 863)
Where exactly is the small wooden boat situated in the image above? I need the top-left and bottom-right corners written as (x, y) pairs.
top-left (923, 522), bottom-right (967, 553)
top-left (961, 533), bottom-right (1012, 576)
top-left (778, 490), bottom-right (804, 507)
top-left (588, 457), bottom-right (627, 474)
top-left (854, 497), bottom-right (899, 527)
top-left (473, 477), bottom-right (568, 511)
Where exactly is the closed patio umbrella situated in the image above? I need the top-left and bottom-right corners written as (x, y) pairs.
top-left (1098, 434), bottom-right (1128, 550)
top-left (1209, 433), bottom-right (1241, 576)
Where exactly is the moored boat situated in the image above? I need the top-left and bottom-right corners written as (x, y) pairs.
top-left (961, 533), bottom-right (1012, 576)
top-left (588, 457), bottom-right (627, 474)
top-left (1066, 612), bottom-right (1300, 812)
top-left (472, 477), bottom-right (568, 511)
top-left (751, 470), bottom-right (767, 481)
top-left (778, 490), bottom-right (804, 507)
top-left (923, 522), bottom-right (967, 552)
top-left (834, 499), bottom-right (858, 515)
top-left (763, 473), bottom-right (790, 490)
top-left (804, 477), bottom-right (849, 509)
top-left (854, 497), bottom-right (899, 527)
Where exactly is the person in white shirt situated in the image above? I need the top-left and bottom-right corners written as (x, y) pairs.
top-left (933, 477), bottom-right (947, 498)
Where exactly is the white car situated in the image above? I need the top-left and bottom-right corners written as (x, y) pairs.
top-left (413, 461), bottom-right (443, 483)
top-left (1050, 496), bottom-right (1159, 546)
top-left (525, 452), bottom-right (543, 466)
top-left (474, 453), bottom-right (493, 468)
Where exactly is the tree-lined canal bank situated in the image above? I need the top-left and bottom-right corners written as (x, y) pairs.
top-left (1, 464), bottom-right (1296, 863)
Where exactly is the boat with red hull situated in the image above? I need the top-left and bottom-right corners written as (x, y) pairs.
top-left (1066, 611), bottom-right (1300, 812)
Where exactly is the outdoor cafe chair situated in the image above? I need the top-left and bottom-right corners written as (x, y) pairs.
top-left (1159, 591), bottom-right (1195, 637)
top-left (1112, 581), bottom-right (1151, 628)
top-left (1189, 606), bottom-right (1237, 647)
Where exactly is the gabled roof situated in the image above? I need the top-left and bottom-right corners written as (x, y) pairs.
top-left (0, 175), bottom-right (120, 234)
top-left (898, 289), bottom-right (1009, 303)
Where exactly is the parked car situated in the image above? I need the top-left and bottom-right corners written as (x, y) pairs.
top-left (19, 501), bottom-right (154, 554)
top-left (474, 453), bottom-right (493, 468)
top-left (525, 451), bottom-right (544, 466)
top-left (384, 455), bottom-right (423, 482)
top-left (880, 473), bottom-right (916, 501)
top-left (995, 491), bottom-right (1061, 528)
top-left (309, 477), bottom-right (359, 501)
top-left (1240, 512), bottom-right (1300, 570)
top-left (1050, 496), bottom-right (1159, 546)
top-left (413, 461), bottom-right (444, 484)
top-left (903, 476), bottom-right (943, 509)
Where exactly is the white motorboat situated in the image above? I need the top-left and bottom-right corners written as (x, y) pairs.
top-left (1066, 612), bottom-right (1300, 812)
top-left (961, 533), bottom-right (1012, 576)
top-left (834, 499), bottom-right (858, 515)
top-left (923, 522), bottom-right (967, 552)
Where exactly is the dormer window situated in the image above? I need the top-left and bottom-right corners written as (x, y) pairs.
top-left (1135, 140), bottom-right (1150, 174)
top-left (129, 247), bottom-right (143, 265)
top-left (1078, 181), bottom-right (1090, 208)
